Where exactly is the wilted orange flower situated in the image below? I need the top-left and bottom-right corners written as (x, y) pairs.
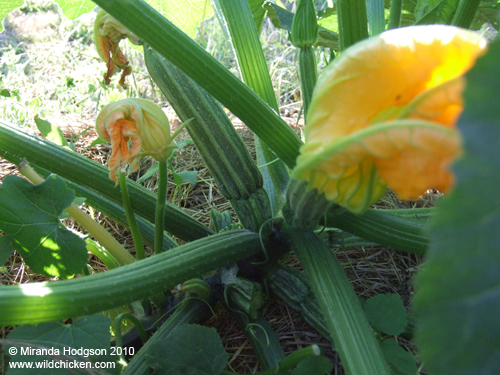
top-left (96, 99), bottom-right (172, 183)
top-left (293, 25), bottom-right (488, 213)
top-left (94, 10), bottom-right (140, 88)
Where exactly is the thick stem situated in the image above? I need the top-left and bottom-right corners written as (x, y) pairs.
top-left (388, 0), bottom-right (402, 29)
top-left (119, 171), bottom-right (145, 259)
top-left (155, 161), bottom-right (168, 254)
top-left (298, 47), bottom-right (317, 117)
top-left (286, 228), bottom-right (391, 375)
top-left (19, 162), bottom-right (135, 266)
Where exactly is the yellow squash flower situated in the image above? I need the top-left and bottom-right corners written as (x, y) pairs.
top-left (293, 25), bottom-right (488, 213)
top-left (96, 99), bottom-right (173, 183)
top-left (94, 10), bottom-right (140, 88)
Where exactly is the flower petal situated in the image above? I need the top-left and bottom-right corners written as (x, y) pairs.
top-left (305, 25), bottom-right (487, 145)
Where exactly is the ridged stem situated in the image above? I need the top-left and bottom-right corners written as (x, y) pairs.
top-left (119, 171), bottom-right (145, 259)
top-left (286, 228), bottom-right (391, 375)
top-left (451, 0), bottom-right (481, 28)
top-left (337, 0), bottom-right (369, 51)
top-left (298, 47), bottom-right (317, 116)
top-left (0, 230), bottom-right (261, 326)
top-left (154, 161), bottom-right (168, 254)
top-left (388, 0), bottom-right (403, 29)
top-left (324, 207), bottom-right (428, 254)
top-left (231, 312), bottom-right (286, 370)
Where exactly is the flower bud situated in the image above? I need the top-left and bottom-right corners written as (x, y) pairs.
top-left (94, 10), bottom-right (140, 88)
top-left (293, 25), bottom-right (488, 213)
top-left (291, 0), bottom-right (319, 48)
top-left (96, 98), bottom-right (172, 183)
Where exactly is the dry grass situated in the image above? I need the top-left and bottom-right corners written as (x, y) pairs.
top-left (0, 3), bottom-right (429, 374)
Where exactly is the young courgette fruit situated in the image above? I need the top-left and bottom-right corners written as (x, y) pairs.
top-left (144, 46), bottom-right (272, 232)
top-left (0, 230), bottom-right (261, 326)
top-left (282, 178), bottom-right (332, 232)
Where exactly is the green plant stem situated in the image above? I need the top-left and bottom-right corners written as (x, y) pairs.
top-left (324, 207), bottom-right (428, 254)
top-left (0, 230), bottom-right (261, 326)
top-left (119, 171), bottom-right (145, 259)
top-left (388, 0), bottom-right (403, 29)
top-left (115, 312), bottom-right (149, 345)
top-left (155, 161), bottom-right (168, 254)
top-left (451, 0), bottom-right (481, 28)
top-left (285, 228), bottom-right (391, 375)
top-left (367, 0), bottom-right (385, 35)
top-left (230, 312), bottom-right (286, 370)
top-left (337, 0), bottom-right (369, 51)
top-left (298, 47), bottom-right (317, 116)
top-left (19, 162), bottom-right (135, 266)
top-left (114, 312), bottom-right (149, 364)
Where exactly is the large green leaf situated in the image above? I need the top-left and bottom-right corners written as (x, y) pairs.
top-left (414, 0), bottom-right (460, 24)
top-left (6, 315), bottom-right (119, 375)
top-left (0, 175), bottom-right (88, 278)
top-left (364, 293), bottom-right (408, 336)
top-left (0, 0), bottom-right (24, 33)
top-left (148, 0), bottom-right (213, 38)
top-left (145, 323), bottom-right (229, 375)
top-left (414, 38), bottom-right (500, 374)
top-left (54, 0), bottom-right (95, 19)
top-left (0, 235), bottom-right (14, 266)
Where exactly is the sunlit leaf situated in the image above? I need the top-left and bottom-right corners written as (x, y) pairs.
top-left (0, 175), bottom-right (88, 278)
top-left (147, 0), bottom-right (213, 38)
top-left (415, 37), bottom-right (500, 375)
top-left (54, 0), bottom-right (95, 20)
top-left (35, 118), bottom-right (68, 147)
top-left (0, 0), bottom-right (24, 33)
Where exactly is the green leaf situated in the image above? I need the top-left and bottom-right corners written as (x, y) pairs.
top-left (6, 315), bottom-right (119, 375)
top-left (0, 236), bottom-right (14, 266)
top-left (0, 0), bottom-right (24, 33)
top-left (380, 339), bottom-right (418, 375)
top-left (414, 38), bottom-right (500, 374)
top-left (146, 323), bottom-right (229, 375)
top-left (34, 118), bottom-right (68, 147)
top-left (137, 163), bottom-right (159, 183)
top-left (291, 356), bottom-right (333, 375)
top-left (364, 293), bottom-right (408, 336)
top-left (471, 0), bottom-right (500, 31)
top-left (176, 170), bottom-right (198, 185)
top-left (248, 0), bottom-right (267, 33)
top-left (0, 175), bottom-right (88, 278)
top-left (414, 0), bottom-right (460, 24)
top-left (54, 0), bottom-right (95, 20)
top-left (87, 136), bottom-right (108, 149)
top-left (147, 0), bottom-right (213, 38)
top-left (0, 88), bottom-right (11, 97)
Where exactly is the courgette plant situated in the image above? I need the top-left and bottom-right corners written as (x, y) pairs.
top-left (0, 0), bottom-right (499, 374)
